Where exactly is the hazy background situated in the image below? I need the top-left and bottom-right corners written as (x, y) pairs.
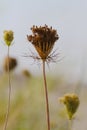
top-left (0, 1), bottom-right (87, 130)
top-left (0, 0), bottom-right (87, 82)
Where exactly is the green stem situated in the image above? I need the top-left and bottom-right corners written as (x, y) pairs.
top-left (69, 119), bottom-right (73, 130)
top-left (42, 60), bottom-right (50, 130)
top-left (3, 46), bottom-right (11, 130)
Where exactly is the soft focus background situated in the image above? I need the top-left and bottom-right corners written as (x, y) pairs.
top-left (0, 0), bottom-right (87, 130)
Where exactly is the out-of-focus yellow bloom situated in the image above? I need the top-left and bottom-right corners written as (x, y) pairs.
top-left (59, 93), bottom-right (80, 120)
top-left (3, 30), bottom-right (14, 46)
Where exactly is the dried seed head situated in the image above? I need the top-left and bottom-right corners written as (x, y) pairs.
top-left (59, 93), bottom-right (80, 120)
top-left (3, 30), bottom-right (14, 46)
top-left (3, 57), bottom-right (17, 72)
top-left (22, 69), bottom-right (31, 77)
top-left (27, 25), bottom-right (59, 61)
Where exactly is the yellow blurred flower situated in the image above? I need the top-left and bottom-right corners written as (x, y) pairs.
top-left (3, 30), bottom-right (14, 46)
top-left (59, 93), bottom-right (80, 120)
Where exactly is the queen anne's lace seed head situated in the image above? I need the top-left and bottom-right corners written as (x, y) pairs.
top-left (27, 25), bottom-right (59, 61)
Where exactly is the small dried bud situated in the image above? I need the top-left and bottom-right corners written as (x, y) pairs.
top-left (3, 57), bottom-right (17, 72)
top-left (3, 30), bottom-right (14, 46)
top-left (27, 25), bottom-right (59, 61)
top-left (59, 93), bottom-right (80, 120)
top-left (22, 69), bottom-right (31, 77)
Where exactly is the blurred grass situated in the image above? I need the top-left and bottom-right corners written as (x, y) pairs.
top-left (0, 73), bottom-right (87, 130)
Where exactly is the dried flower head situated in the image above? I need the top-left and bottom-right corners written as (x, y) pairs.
top-left (59, 93), bottom-right (80, 120)
top-left (22, 69), bottom-right (31, 77)
top-left (3, 30), bottom-right (14, 46)
top-left (27, 25), bottom-right (59, 61)
top-left (3, 57), bottom-right (17, 72)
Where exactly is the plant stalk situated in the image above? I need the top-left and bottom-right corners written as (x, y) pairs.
top-left (69, 119), bottom-right (73, 130)
top-left (42, 60), bottom-right (50, 130)
top-left (4, 46), bottom-right (11, 130)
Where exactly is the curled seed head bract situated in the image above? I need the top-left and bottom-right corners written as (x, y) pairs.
top-left (27, 25), bottom-right (59, 62)
top-left (3, 30), bottom-right (14, 46)
top-left (59, 93), bottom-right (80, 120)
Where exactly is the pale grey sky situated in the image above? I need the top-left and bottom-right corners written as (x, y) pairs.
top-left (0, 0), bottom-right (87, 81)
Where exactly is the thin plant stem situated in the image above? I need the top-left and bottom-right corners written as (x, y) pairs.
top-left (3, 46), bottom-right (11, 130)
top-left (69, 119), bottom-right (73, 130)
top-left (42, 60), bottom-right (50, 130)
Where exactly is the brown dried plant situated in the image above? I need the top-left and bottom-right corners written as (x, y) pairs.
top-left (3, 57), bottom-right (17, 72)
top-left (27, 24), bottom-right (59, 62)
top-left (27, 25), bottom-right (59, 130)
top-left (22, 69), bottom-right (31, 78)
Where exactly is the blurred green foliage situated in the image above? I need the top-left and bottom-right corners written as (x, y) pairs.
top-left (0, 73), bottom-right (84, 130)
